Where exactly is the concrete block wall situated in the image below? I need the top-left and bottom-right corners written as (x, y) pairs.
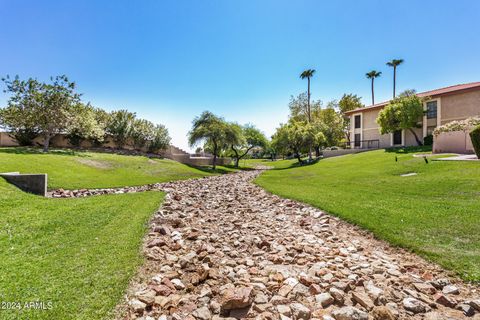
top-left (1, 132), bottom-right (230, 167)
top-left (0, 172), bottom-right (47, 196)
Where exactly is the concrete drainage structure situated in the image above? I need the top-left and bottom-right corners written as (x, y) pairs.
top-left (0, 172), bottom-right (48, 196)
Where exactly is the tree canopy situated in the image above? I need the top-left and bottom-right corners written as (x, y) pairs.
top-left (1, 75), bottom-right (81, 151)
top-left (230, 124), bottom-right (268, 167)
top-left (376, 90), bottom-right (425, 145)
top-left (0, 75), bottom-right (171, 152)
top-left (288, 93), bottom-right (322, 122)
top-left (188, 111), bottom-right (232, 169)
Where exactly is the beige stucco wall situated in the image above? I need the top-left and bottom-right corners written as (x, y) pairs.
top-left (433, 130), bottom-right (474, 154)
top-left (351, 108), bottom-right (395, 149)
top-left (350, 88), bottom-right (480, 149)
top-left (0, 132), bottom-right (18, 146)
top-left (404, 128), bottom-right (423, 146)
top-left (441, 90), bottom-right (480, 124)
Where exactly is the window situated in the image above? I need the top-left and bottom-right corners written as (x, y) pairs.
top-left (426, 101), bottom-right (437, 119)
top-left (354, 115), bottom-right (361, 128)
top-left (354, 133), bottom-right (361, 147)
top-left (393, 130), bottom-right (402, 145)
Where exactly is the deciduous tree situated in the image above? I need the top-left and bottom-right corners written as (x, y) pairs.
top-left (230, 124), bottom-right (268, 167)
top-left (188, 111), bottom-right (230, 169)
top-left (131, 118), bottom-right (155, 150)
top-left (148, 124), bottom-right (171, 153)
top-left (107, 109), bottom-right (136, 148)
top-left (338, 93), bottom-right (364, 142)
top-left (376, 90), bottom-right (425, 145)
top-left (66, 103), bottom-right (106, 147)
top-left (1, 75), bottom-right (81, 151)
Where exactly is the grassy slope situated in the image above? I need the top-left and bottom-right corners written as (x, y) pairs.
top-left (242, 158), bottom-right (297, 169)
top-left (0, 179), bottom-right (162, 319)
top-left (255, 149), bottom-right (480, 282)
top-left (0, 147), bottom-right (215, 189)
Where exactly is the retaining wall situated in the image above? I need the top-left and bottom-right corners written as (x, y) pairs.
top-left (0, 132), bottom-right (230, 167)
top-left (0, 172), bottom-right (47, 196)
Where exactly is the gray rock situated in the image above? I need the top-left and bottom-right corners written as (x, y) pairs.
top-left (403, 297), bottom-right (426, 314)
top-left (442, 284), bottom-right (459, 295)
top-left (457, 303), bottom-right (475, 317)
top-left (316, 292), bottom-right (334, 308)
top-left (331, 306), bottom-right (368, 320)
top-left (290, 302), bottom-right (311, 319)
top-left (192, 306), bottom-right (212, 320)
top-left (129, 299), bottom-right (147, 313)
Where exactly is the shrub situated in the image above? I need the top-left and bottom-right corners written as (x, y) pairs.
top-left (470, 125), bottom-right (480, 158)
top-left (148, 125), bottom-right (171, 153)
top-left (434, 116), bottom-right (480, 136)
top-left (423, 134), bottom-right (433, 146)
top-left (10, 129), bottom-right (38, 146)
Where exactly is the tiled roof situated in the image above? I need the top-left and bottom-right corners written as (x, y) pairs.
top-left (345, 82), bottom-right (480, 115)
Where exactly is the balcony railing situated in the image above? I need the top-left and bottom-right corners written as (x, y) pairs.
top-left (340, 139), bottom-right (380, 150)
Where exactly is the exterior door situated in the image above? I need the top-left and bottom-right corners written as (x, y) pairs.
top-left (393, 130), bottom-right (402, 145)
top-left (354, 133), bottom-right (361, 147)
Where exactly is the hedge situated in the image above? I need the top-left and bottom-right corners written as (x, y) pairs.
top-left (470, 125), bottom-right (480, 158)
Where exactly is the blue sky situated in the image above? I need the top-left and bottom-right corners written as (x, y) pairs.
top-left (1, 0), bottom-right (479, 151)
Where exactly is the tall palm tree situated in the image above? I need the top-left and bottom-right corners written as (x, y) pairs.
top-left (386, 59), bottom-right (404, 98)
top-left (366, 70), bottom-right (382, 105)
top-left (300, 69), bottom-right (316, 160)
top-left (300, 69), bottom-right (316, 122)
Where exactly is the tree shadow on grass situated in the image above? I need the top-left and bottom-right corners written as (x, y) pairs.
top-left (223, 164), bottom-right (256, 171)
top-left (184, 164), bottom-right (235, 175)
top-left (272, 157), bottom-right (321, 170)
top-left (185, 163), bottom-right (256, 175)
top-left (385, 146), bottom-right (432, 154)
top-left (0, 147), bottom-right (90, 157)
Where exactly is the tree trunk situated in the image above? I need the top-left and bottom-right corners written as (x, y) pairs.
top-left (371, 78), bottom-right (375, 105)
top-left (43, 131), bottom-right (51, 152)
top-left (296, 152), bottom-right (302, 163)
top-left (212, 153), bottom-right (217, 170)
top-left (315, 146), bottom-right (320, 157)
top-left (307, 77), bottom-right (312, 161)
top-left (393, 66), bottom-right (396, 98)
top-left (231, 145), bottom-right (240, 168)
top-left (307, 77), bottom-right (311, 122)
top-left (408, 128), bottom-right (423, 146)
top-left (212, 143), bottom-right (218, 170)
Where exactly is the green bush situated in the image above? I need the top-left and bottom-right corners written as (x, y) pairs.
top-left (470, 125), bottom-right (480, 158)
top-left (423, 134), bottom-right (433, 146)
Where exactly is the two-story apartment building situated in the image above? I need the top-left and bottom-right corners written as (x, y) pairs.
top-left (345, 82), bottom-right (480, 149)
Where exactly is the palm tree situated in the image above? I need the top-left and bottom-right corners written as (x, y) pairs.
top-left (300, 69), bottom-right (316, 160)
top-left (386, 59), bottom-right (404, 98)
top-left (300, 69), bottom-right (316, 122)
top-left (366, 70), bottom-right (382, 105)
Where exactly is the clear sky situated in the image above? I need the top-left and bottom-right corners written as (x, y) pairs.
top-left (1, 0), bottom-right (479, 151)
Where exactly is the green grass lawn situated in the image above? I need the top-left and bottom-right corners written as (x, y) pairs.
top-left (255, 149), bottom-right (480, 282)
top-left (0, 178), bottom-right (162, 319)
top-left (0, 147), bottom-right (217, 189)
top-left (0, 147), bottom-right (233, 319)
top-left (242, 158), bottom-right (297, 169)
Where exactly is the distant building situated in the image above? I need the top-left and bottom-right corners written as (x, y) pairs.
top-left (345, 82), bottom-right (480, 148)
